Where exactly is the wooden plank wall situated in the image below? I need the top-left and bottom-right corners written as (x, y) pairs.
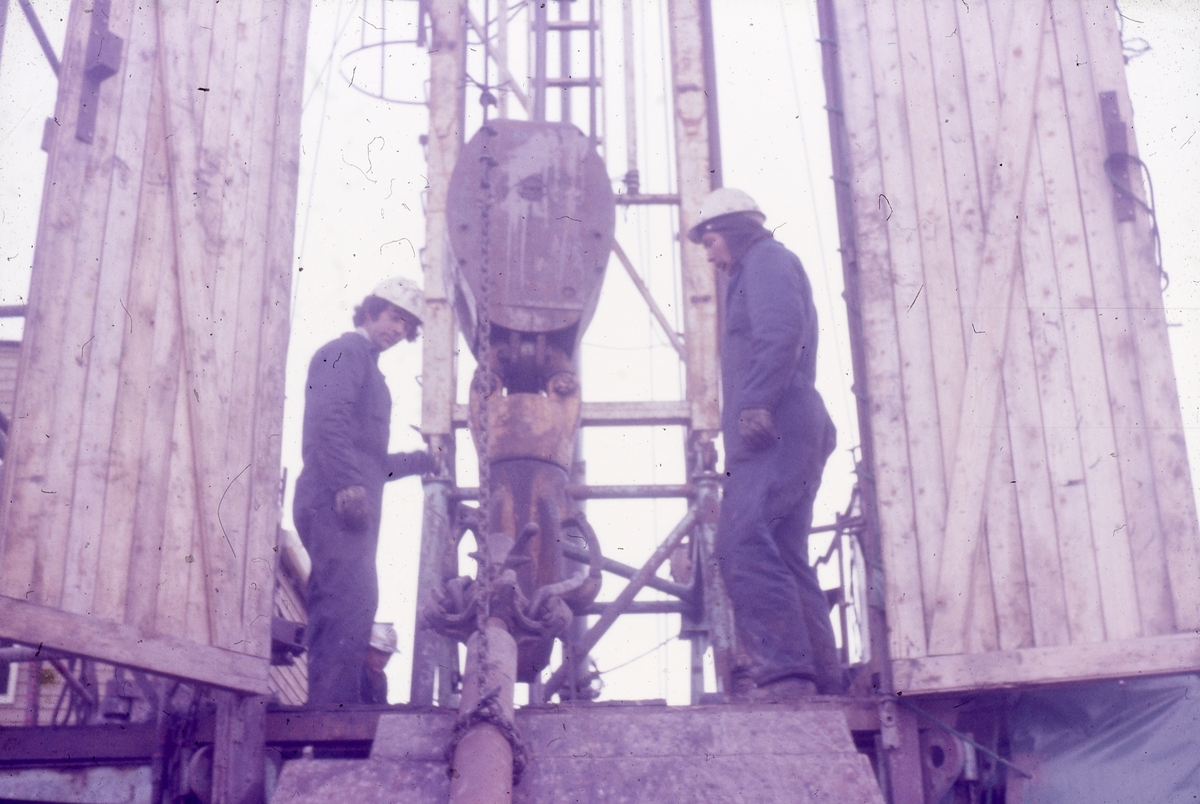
top-left (0, 0), bottom-right (310, 694)
top-left (832, 0), bottom-right (1200, 693)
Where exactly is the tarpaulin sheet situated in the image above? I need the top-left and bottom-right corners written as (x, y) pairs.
top-left (1010, 674), bottom-right (1200, 803)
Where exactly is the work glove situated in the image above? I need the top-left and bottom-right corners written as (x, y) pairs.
top-left (391, 449), bottom-right (436, 478)
top-left (738, 408), bottom-right (778, 451)
top-left (334, 485), bottom-right (370, 531)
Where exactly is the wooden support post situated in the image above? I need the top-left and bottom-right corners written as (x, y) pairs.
top-left (211, 691), bottom-right (267, 804)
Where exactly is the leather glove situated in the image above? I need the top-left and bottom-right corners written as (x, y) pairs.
top-left (334, 485), bottom-right (370, 531)
top-left (392, 449), bottom-right (436, 478)
top-left (738, 408), bottom-right (778, 451)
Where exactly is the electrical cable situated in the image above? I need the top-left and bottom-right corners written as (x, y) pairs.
top-left (295, 0), bottom-right (351, 287)
top-left (1104, 152), bottom-right (1167, 290)
top-left (598, 634), bottom-right (677, 676)
top-left (778, 0), bottom-right (856, 441)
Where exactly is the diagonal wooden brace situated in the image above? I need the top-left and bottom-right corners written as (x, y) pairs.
top-left (926, 0), bottom-right (1049, 656)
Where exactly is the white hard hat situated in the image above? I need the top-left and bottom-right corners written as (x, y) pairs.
top-left (371, 276), bottom-right (424, 323)
top-left (687, 187), bottom-right (766, 243)
top-left (369, 622), bottom-right (399, 654)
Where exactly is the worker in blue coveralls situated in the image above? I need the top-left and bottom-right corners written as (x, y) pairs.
top-left (293, 277), bottom-right (435, 705)
top-left (689, 188), bottom-right (843, 701)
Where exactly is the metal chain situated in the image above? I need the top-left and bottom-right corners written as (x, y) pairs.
top-left (444, 685), bottom-right (529, 784)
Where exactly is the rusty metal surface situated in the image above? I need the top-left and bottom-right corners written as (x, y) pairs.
top-left (447, 119), bottom-right (615, 349)
top-left (273, 701), bottom-right (885, 804)
top-left (469, 385), bottom-right (581, 469)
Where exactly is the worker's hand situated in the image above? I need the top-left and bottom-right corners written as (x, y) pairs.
top-left (393, 450), bottom-right (436, 478)
top-left (334, 485), bottom-right (370, 531)
top-left (739, 408), bottom-right (778, 451)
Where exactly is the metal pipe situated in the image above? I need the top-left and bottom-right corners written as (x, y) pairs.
top-left (49, 658), bottom-right (97, 709)
top-left (693, 475), bottom-right (735, 692)
top-left (0, 0), bottom-right (11, 77)
top-left (561, 543), bottom-right (695, 602)
top-left (454, 483), bottom-right (693, 501)
top-left (543, 508), bottom-right (697, 698)
top-left (532, 0), bottom-right (547, 121)
top-left (581, 600), bottom-right (688, 616)
top-left (698, 0), bottom-right (721, 188)
top-left (0, 645), bottom-right (52, 663)
top-left (449, 617), bottom-right (518, 804)
top-left (613, 240), bottom-right (687, 360)
top-left (16, 0), bottom-right (59, 76)
top-left (621, 0), bottom-right (637, 190)
top-left (464, 6), bottom-right (531, 113)
top-left (412, 476), bottom-right (456, 705)
top-left (557, 0), bottom-right (570, 123)
top-left (615, 194), bottom-right (680, 206)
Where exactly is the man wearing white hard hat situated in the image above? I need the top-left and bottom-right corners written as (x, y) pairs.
top-left (689, 189), bottom-right (843, 701)
top-left (361, 622), bottom-right (400, 704)
top-left (293, 277), bottom-right (434, 705)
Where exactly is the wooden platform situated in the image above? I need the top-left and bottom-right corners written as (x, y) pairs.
top-left (273, 700), bottom-right (886, 804)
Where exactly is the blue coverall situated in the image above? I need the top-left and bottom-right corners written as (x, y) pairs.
top-left (293, 331), bottom-right (426, 704)
top-left (717, 236), bottom-right (842, 693)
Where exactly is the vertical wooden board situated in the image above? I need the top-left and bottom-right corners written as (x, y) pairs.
top-left (34, 9), bottom-right (141, 612)
top-left (243, 0), bottom-right (310, 656)
top-left (893, 0), bottom-right (969, 479)
top-left (833, 0), bottom-right (927, 659)
top-left (63, 0), bottom-right (159, 620)
top-left (862, 0), bottom-right (949, 630)
top-left (197, 0), bottom-right (270, 647)
top-left (924, 1), bottom-right (1033, 645)
top-left (1014, 135), bottom-right (1102, 646)
top-left (0, 1), bottom-right (110, 606)
top-left (220, 1), bottom-right (286, 649)
top-left (156, 0), bottom-right (245, 651)
top-left (0, 0), bottom-right (94, 601)
top-left (952, 0), bottom-right (1002, 199)
top-left (1037, 8), bottom-right (1140, 642)
top-left (1056, 1), bottom-right (1175, 638)
top-left (189, 0), bottom-right (257, 650)
top-left (926, 0), bottom-right (1047, 656)
top-left (125, 139), bottom-right (185, 632)
top-left (1078, 2), bottom-right (1200, 630)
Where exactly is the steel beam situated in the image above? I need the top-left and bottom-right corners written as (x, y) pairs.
top-left (453, 400), bottom-right (692, 429)
top-left (666, 0), bottom-right (720, 434)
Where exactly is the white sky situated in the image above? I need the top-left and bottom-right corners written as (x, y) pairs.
top-left (0, 0), bottom-right (1197, 705)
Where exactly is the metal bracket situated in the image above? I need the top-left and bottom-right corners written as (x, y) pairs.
top-left (76, 0), bottom-right (124, 144)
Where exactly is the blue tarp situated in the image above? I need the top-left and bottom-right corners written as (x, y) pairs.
top-left (1010, 674), bottom-right (1200, 803)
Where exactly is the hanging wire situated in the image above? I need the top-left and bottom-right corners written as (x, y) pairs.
top-left (779, 0), bottom-right (857, 441)
top-left (599, 634), bottom-right (678, 677)
top-left (1104, 152), bottom-right (1168, 290)
top-left (1112, 0), bottom-right (1152, 64)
